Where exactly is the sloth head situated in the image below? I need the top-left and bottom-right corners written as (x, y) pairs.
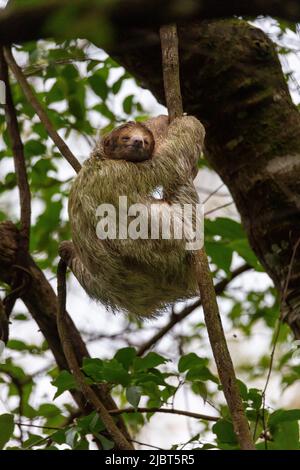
top-left (102, 122), bottom-right (155, 162)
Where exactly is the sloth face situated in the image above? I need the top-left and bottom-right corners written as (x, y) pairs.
top-left (103, 122), bottom-right (155, 162)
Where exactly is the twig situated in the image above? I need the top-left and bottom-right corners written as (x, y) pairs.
top-left (254, 237), bottom-right (300, 444)
top-left (138, 263), bottom-right (251, 356)
top-left (159, 24), bottom-right (255, 450)
top-left (204, 201), bottom-right (234, 216)
top-left (3, 47), bottom-right (81, 174)
top-left (203, 183), bottom-right (225, 204)
top-left (130, 439), bottom-right (165, 450)
top-left (110, 407), bottom-right (219, 422)
top-left (56, 259), bottom-right (133, 450)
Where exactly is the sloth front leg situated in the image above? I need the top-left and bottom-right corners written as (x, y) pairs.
top-left (59, 241), bottom-right (101, 299)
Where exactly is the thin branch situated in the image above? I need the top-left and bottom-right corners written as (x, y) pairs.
top-left (130, 439), bottom-right (164, 450)
top-left (159, 24), bottom-right (254, 450)
top-left (56, 259), bottom-right (133, 450)
top-left (202, 183), bottom-right (225, 204)
top-left (254, 237), bottom-right (300, 443)
top-left (0, 297), bottom-right (9, 343)
top-left (110, 407), bottom-right (219, 422)
top-left (204, 201), bottom-right (234, 216)
top-left (138, 263), bottom-right (251, 356)
top-left (195, 249), bottom-right (254, 449)
top-left (3, 47), bottom-right (81, 174)
top-left (0, 46), bottom-right (31, 250)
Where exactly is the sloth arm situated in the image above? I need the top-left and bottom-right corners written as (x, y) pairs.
top-left (150, 115), bottom-right (205, 188)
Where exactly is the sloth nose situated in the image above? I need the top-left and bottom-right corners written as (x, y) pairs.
top-left (133, 137), bottom-right (143, 148)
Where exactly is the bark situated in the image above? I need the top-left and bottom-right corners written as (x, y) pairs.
top-left (1, 0), bottom-right (300, 46)
top-left (108, 20), bottom-right (300, 336)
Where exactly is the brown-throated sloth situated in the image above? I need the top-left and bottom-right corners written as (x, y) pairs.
top-left (60, 115), bottom-right (205, 317)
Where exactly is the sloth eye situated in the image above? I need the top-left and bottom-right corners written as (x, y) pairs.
top-left (122, 136), bottom-right (130, 141)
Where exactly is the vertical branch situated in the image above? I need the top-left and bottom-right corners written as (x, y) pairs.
top-left (56, 260), bottom-right (134, 450)
top-left (159, 24), bottom-right (255, 450)
top-left (160, 24), bottom-right (183, 120)
top-left (0, 46), bottom-right (31, 251)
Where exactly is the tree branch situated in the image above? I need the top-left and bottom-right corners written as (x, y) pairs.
top-left (159, 24), bottom-right (254, 450)
top-left (108, 20), bottom-right (300, 339)
top-left (3, 47), bottom-right (81, 174)
top-left (56, 259), bottom-right (134, 450)
top-left (110, 407), bottom-right (219, 422)
top-left (0, 221), bottom-right (131, 448)
top-left (0, 46), bottom-right (31, 250)
top-left (1, 0), bottom-right (300, 47)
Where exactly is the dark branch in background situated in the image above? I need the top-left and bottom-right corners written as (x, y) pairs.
top-left (0, 297), bottom-right (9, 344)
top-left (1, 0), bottom-right (300, 46)
top-left (110, 407), bottom-right (219, 422)
top-left (3, 47), bottom-right (81, 174)
top-left (159, 24), bottom-right (254, 450)
top-left (0, 46), bottom-right (31, 249)
top-left (0, 46), bottom-right (31, 324)
top-left (138, 263), bottom-right (251, 356)
top-left (0, 221), bottom-right (131, 448)
top-left (56, 259), bottom-right (134, 451)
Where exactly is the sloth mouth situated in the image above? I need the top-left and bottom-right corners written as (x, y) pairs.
top-left (126, 144), bottom-right (145, 151)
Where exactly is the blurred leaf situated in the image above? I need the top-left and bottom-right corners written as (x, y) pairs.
top-left (0, 414), bottom-right (14, 449)
top-left (126, 386), bottom-right (142, 408)
top-left (134, 352), bottom-right (168, 371)
top-left (52, 371), bottom-right (77, 399)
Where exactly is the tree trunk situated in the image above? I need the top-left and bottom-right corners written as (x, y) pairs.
top-left (108, 20), bottom-right (300, 336)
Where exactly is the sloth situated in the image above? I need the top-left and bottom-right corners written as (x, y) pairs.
top-left (60, 115), bottom-right (205, 317)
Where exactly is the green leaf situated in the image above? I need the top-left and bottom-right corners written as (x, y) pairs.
top-left (271, 420), bottom-right (300, 450)
top-left (123, 94), bottom-right (134, 114)
top-left (114, 347), bottom-right (137, 370)
top-left (186, 366), bottom-right (219, 384)
top-left (237, 379), bottom-right (248, 400)
top-left (77, 411), bottom-right (104, 434)
top-left (205, 242), bottom-right (233, 273)
top-left (205, 217), bottom-right (245, 240)
top-left (97, 434), bottom-right (115, 450)
top-left (65, 427), bottom-right (79, 448)
top-left (82, 358), bottom-right (104, 382)
top-left (101, 360), bottom-right (131, 386)
top-left (228, 239), bottom-right (261, 270)
top-left (24, 139), bottom-right (47, 157)
top-left (23, 433), bottom-right (44, 449)
top-left (0, 414), bottom-right (14, 449)
top-left (126, 386), bottom-right (142, 408)
top-left (82, 358), bottom-right (130, 386)
top-left (88, 73), bottom-right (108, 100)
top-left (248, 388), bottom-right (262, 410)
top-left (37, 403), bottom-right (61, 418)
top-left (52, 370), bottom-right (77, 399)
top-left (212, 419), bottom-right (237, 445)
top-left (134, 352), bottom-right (168, 371)
top-left (178, 353), bottom-right (208, 373)
top-left (269, 409), bottom-right (300, 427)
